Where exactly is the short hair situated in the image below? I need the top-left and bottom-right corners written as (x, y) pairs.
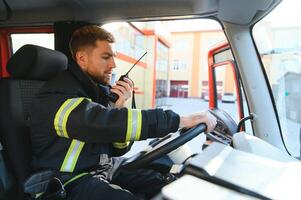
top-left (69, 25), bottom-right (115, 59)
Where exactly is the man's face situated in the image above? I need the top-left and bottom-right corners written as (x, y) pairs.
top-left (77, 40), bottom-right (116, 85)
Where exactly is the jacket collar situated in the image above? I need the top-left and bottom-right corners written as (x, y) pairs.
top-left (68, 61), bottom-right (111, 104)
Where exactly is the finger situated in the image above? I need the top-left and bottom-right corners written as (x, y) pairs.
top-left (110, 88), bottom-right (124, 99)
top-left (207, 124), bottom-right (214, 133)
top-left (115, 80), bottom-right (132, 92)
top-left (206, 116), bottom-right (213, 131)
top-left (205, 121), bottom-right (211, 132)
top-left (208, 118), bottom-right (217, 132)
top-left (205, 119), bottom-right (210, 130)
top-left (112, 85), bottom-right (127, 96)
top-left (123, 78), bottom-right (134, 89)
top-left (208, 122), bottom-right (215, 132)
top-left (112, 84), bottom-right (132, 100)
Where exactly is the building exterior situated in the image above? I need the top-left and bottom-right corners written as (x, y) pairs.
top-left (105, 22), bottom-right (172, 109)
top-left (105, 21), bottom-right (229, 108)
top-left (280, 72), bottom-right (301, 123)
top-left (169, 30), bottom-right (226, 98)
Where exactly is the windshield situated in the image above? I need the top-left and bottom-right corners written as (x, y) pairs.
top-left (102, 19), bottom-right (230, 155)
top-left (253, 0), bottom-right (301, 157)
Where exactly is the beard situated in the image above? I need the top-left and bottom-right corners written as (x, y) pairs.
top-left (88, 72), bottom-right (111, 86)
top-left (85, 72), bottom-right (111, 85)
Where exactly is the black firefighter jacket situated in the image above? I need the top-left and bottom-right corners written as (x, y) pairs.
top-left (29, 61), bottom-right (180, 173)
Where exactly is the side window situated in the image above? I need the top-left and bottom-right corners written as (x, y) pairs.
top-left (214, 65), bottom-right (240, 122)
top-left (156, 41), bottom-right (169, 107)
top-left (211, 48), bottom-right (253, 134)
top-left (10, 33), bottom-right (54, 53)
top-left (253, 0), bottom-right (301, 157)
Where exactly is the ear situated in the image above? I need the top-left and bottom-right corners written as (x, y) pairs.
top-left (75, 50), bottom-right (88, 70)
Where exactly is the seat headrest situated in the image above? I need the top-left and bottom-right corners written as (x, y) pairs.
top-left (7, 44), bottom-right (68, 80)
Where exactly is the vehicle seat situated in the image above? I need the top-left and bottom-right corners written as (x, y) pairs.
top-left (0, 45), bottom-right (68, 199)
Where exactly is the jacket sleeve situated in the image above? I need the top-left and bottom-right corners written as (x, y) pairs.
top-left (53, 97), bottom-right (180, 143)
top-left (111, 141), bottom-right (133, 157)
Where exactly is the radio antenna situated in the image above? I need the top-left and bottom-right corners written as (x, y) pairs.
top-left (125, 52), bottom-right (147, 76)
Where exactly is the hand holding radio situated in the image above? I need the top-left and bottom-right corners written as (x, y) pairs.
top-left (110, 77), bottom-right (134, 108)
top-left (108, 52), bottom-right (147, 103)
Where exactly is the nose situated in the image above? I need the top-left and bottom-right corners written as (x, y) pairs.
top-left (109, 57), bottom-right (116, 69)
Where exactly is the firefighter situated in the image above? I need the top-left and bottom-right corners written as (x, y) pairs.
top-left (29, 25), bottom-right (217, 199)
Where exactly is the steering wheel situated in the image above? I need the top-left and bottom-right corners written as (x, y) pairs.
top-left (121, 123), bottom-right (207, 170)
top-left (205, 108), bottom-right (238, 145)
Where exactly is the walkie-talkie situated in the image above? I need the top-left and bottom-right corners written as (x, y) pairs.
top-left (108, 52), bottom-right (147, 102)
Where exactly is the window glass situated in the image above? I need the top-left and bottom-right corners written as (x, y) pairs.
top-left (212, 48), bottom-right (252, 134)
top-left (10, 33), bottom-right (54, 53)
top-left (253, 0), bottom-right (301, 157)
top-left (214, 49), bottom-right (234, 63)
top-left (214, 65), bottom-right (240, 122)
top-left (241, 85), bottom-right (253, 134)
top-left (156, 41), bottom-right (169, 107)
top-left (103, 19), bottom-right (228, 155)
top-left (102, 22), bottom-right (146, 61)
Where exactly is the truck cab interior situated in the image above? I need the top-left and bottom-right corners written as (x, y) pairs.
top-left (0, 0), bottom-right (301, 199)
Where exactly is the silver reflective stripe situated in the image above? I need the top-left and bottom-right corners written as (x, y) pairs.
top-left (125, 109), bottom-right (142, 142)
top-left (60, 139), bottom-right (85, 172)
top-left (130, 110), bottom-right (138, 141)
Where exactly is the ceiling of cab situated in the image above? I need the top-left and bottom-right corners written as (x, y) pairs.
top-left (0, 0), bottom-right (281, 27)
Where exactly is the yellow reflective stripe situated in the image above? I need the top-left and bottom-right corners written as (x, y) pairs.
top-left (113, 142), bottom-right (130, 149)
top-left (54, 98), bottom-right (85, 138)
top-left (63, 172), bottom-right (88, 187)
top-left (125, 109), bottom-right (142, 142)
top-left (125, 109), bottom-right (133, 141)
top-left (60, 139), bottom-right (85, 172)
top-left (35, 192), bottom-right (43, 198)
top-left (135, 110), bottom-right (142, 140)
top-left (54, 100), bottom-right (72, 137)
top-left (61, 98), bottom-right (84, 138)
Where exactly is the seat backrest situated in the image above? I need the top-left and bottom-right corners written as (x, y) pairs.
top-left (0, 45), bottom-right (67, 197)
